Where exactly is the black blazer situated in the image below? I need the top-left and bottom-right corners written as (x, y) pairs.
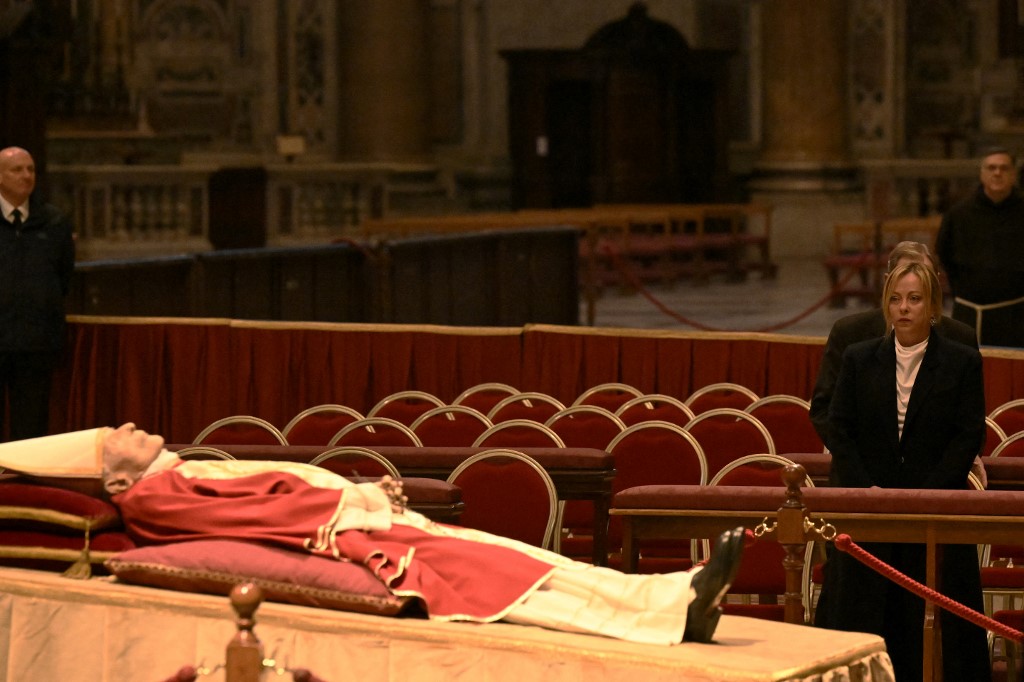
top-left (827, 329), bottom-right (985, 489)
top-left (809, 309), bottom-right (978, 448)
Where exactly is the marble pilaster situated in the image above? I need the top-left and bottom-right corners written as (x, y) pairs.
top-left (335, 0), bottom-right (432, 162)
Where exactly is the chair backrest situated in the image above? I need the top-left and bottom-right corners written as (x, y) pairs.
top-left (605, 421), bottom-right (708, 554)
top-left (684, 382), bottom-right (760, 414)
top-left (990, 399), bottom-right (1024, 437)
top-left (683, 408), bottom-right (776, 479)
top-left (410, 405), bottom-right (493, 447)
top-left (983, 417), bottom-right (1008, 458)
top-left (706, 454), bottom-right (814, 622)
top-left (545, 405), bottom-right (625, 450)
top-left (487, 392), bottom-right (566, 424)
top-left (990, 431), bottom-right (1024, 458)
top-left (174, 445), bottom-right (236, 461)
top-left (607, 421), bottom-right (708, 493)
top-left (281, 404), bottom-right (364, 446)
top-left (308, 446), bottom-right (401, 479)
top-left (707, 453), bottom-right (806, 487)
top-left (193, 416), bottom-right (289, 446)
top-left (571, 382), bottom-right (644, 412)
top-left (471, 419), bottom-right (566, 448)
top-left (452, 382), bottom-right (520, 415)
top-left (744, 395), bottom-right (824, 455)
top-left (366, 390), bottom-right (445, 426)
top-left (446, 449), bottom-right (558, 550)
top-left (615, 393), bottom-right (695, 427)
top-left (327, 417), bottom-right (423, 448)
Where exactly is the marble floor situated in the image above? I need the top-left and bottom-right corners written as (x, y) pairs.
top-left (580, 257), bottom-right (880, 337)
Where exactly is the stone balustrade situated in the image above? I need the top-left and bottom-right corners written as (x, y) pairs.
top-left (49, 162), bottom-right (407, 260)
top-left (47, 159), bottom-right (985, 262)
top-left (861, 158), bottom-right (980, 218)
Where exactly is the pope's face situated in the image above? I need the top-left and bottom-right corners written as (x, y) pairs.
top-left (101, 423), bottom-right (165, 495)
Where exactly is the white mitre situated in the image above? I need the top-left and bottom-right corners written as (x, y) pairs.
top-left (0, 428), bottom-right (112, 479)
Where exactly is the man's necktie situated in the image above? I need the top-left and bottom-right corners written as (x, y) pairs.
top-left (10, 208), bottom-right (21, 229)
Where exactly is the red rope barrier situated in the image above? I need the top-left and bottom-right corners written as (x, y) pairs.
top-left (599, 243), bottom-right (872, 332)
top-left (833, 533), bottom-right (1024, 643)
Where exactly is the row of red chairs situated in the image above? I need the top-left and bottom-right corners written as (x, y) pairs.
top-left (192, 382), bottom-right (825, 456)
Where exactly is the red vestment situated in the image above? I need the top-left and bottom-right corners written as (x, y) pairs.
top-left (115, 467), bottom-right (556, 622)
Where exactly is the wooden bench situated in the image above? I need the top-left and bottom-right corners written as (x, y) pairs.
top-left (361, 204), bottom-right (776, 325)
top-left (823, 215), bottom-right (943, 307)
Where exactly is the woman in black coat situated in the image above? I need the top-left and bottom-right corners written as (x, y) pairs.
top-left (815, 261), bottom-right (990, 681)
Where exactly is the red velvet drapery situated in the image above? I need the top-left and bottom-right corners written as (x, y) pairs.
top-left (51, 317), bottom-right (1024, 444)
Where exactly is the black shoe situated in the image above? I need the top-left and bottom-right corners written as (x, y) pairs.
top-left (683, 527), bottom-right (745, 643)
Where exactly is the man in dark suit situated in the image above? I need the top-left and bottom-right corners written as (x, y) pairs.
top-left (0, 146), bottom-right (75, 441)
top-left (810, 241), bottom-right (978, 450)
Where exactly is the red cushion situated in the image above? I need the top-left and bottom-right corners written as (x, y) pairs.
top-left (981, 567), bottom-right (1024, 588)
top-left (0, 529), bottom-right (135, 574)
top-left (993, 610), bottom-right (1024, 630)
top-left (0, 530), bottom-right (134, 552)
top-left (0, 482), bottom-right (121, 530)
top-left (106, 539), bottom-right (410, 616)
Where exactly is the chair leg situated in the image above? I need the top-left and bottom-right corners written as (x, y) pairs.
top-left (1008, 637), bottom-right (1020, 682)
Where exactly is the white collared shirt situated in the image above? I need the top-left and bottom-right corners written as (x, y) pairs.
top-left (0, 195), bottom-right (27, 223)
top-left (895, 336), bottom-right (928, 440)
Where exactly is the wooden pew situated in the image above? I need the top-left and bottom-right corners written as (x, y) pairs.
top-left (361, 204), bottom-right (776, 325)
top-left (822, 215), bottom-right (943, 307)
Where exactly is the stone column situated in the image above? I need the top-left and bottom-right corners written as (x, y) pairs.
top-left (750, 0), bottom-right (865, 259)
top-left (335, 0), bottom-right (432, 162)
top-left (753, 0), bottom-right (854, 191)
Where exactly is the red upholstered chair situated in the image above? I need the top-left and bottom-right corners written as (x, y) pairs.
top-left (545, 405), bottom-right (626, 551)
top-left (684, 382), bottom-right (759, 414)
top-left (683, 407), bottom-right (776, 480)
top-left (366, 390), bottom-right (445, 426)
top-left (615, 393), bottom-right (695, 428)
top-left (984, 417), bottom-right (1008, 457)
top-left (308, 446), bottom-right (401, 479)
top-left (193, 416), bottom-right (288, 446)
top-left (744, 395), bottom-right (825, 455)
top-left (446, 449), bottom-right (559, 550)
top-left (705, 454), bottom-right (814, 622)
top-left (545, 405), bottom-right (625, 450)
top-left (452, 382), bottom-right (520, 415)
top-left (174, 446), bottom-right (235, 461)
top-left (604, 421), bottom-right (708, 571)
top-left (571, 382), bottom-right (644, 412)
top-left (991, 399), bottom-right (1024, 437)
top-left (410, 405), bottom-right (493, 447)
top-left (281, 404), bottom-right (364, 446)
top-left (471, 419), bottom-right (566, 449)
top-left (327, 417), bottom-right (423, 448)
top-left (991, 431), bottom-right (1024, 459)
top-left (487, 392), bottom-right (566, 424)
top-left (980, 545), bottom-right (1024, 616)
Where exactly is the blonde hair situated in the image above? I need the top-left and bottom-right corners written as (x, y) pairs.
top-left (886, 241), bottom-right (934, 273)
top-left (882, 261), bottom-right (942, 330)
